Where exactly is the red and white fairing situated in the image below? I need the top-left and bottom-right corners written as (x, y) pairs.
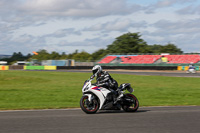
top-left (82, 79), bottom-right (111, 109)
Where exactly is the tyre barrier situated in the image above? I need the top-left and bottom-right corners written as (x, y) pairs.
top-left (177, 66), bottom-right (200, 71)
top-left (0, 66), bottom-right (9, 70)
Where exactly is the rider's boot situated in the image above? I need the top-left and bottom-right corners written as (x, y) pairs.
top-left (113, 89), bottom-right (124, 104)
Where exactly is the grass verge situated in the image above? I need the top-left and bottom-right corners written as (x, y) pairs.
top-left (0, 70), bottom-right (200, 110)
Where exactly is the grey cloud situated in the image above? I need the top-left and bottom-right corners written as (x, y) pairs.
top-left (33, 22), bottom-right (47, 27)
top-left (0, 34), bottom-right (47, 55)
top-left (176, 5), bottom-right (200, 15)
top-left (20, 0), bottom-right (142, 18)
top-left (142, 19), bottom-right (200, 48)
top-left (152, 19), bottom-right (200, 34)
top-left (0, 27), bottom-right (82, 54)
top-left (44, 28), bottom-right (81, 38)
top-left (59, 37), bottom-right (112, 47)
top-left (143, 31), bottom-right (200, 53)
top-left (142, 18), bottom-right (200, 52)
top-left (102, 19), bottom-right (133, 32)
top-left (85, 19), bottom-right (147, 32)
top-left (14, 34), bottom-right (35, 43)
top-left (145, 0), bottom-right (197, 14)
top-left (55, 37), bottom-right (114, 54)
top-left (154, 0), bottom-right (197, 8)
top-left (0, 0), bottom-right (144, 34)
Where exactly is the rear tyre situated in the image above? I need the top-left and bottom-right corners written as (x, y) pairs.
top-left (80, 95), bottom-right (99, 114)
top-left (122, 94), bottom-right (139, 112)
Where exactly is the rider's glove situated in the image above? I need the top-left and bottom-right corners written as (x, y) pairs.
top-left (90, 75), bottom-right (95, 79)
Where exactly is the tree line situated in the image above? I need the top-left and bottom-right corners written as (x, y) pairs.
top-left (1, 32), bottom-right (183, 64)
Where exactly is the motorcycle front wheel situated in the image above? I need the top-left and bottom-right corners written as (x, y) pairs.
top-left (122, 94), bottom-right (139, 112)
top-left (80, 95), bottom-right (99, 114)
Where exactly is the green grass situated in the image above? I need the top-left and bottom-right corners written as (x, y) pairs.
top-left (0, 70), bottom-right (200, 110)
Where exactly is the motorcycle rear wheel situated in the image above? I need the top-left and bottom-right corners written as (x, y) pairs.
top-left (80, 95), bottom-right (99, 114)
top-left (122, 94), bottom-right (139, 112)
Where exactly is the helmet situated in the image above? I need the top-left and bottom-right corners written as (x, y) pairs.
top-left (92, 65), bottom-right (102, 77)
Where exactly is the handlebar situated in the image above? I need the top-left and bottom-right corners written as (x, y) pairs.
top-left (90, 75), bottom-right (95, 79)
top-left (85, 76), bottom-right (94, 83)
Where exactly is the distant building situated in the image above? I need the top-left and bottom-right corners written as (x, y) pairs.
top-left (13, 61), bottom-right (29, 65)
top-left (0, 61), bottom-right (7, 65)
top-left (41, 60), bottom-right (75, 66)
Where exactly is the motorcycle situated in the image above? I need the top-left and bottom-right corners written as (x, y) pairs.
top-left (186, 67), bottom-right (197, 74)
top-left (80, 77), bottom-right (139, 114)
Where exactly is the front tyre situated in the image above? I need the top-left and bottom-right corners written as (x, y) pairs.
top-left (80, 95), bottom-right (99, 114)
top-left (122, 94), bottom-right (139, 112)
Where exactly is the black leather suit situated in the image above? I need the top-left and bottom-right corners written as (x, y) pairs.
top-left (95, 71), bottom-right (118, 91)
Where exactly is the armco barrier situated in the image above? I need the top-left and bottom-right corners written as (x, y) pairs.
top-left (2, 65), bottom-right (184, 71)
top-left (57, 66), bottom-right (177, 70)
top-left (24, 66), bottom-right (57, 70)
top-left (9, 65), bottom-right (23, 70)
top-left (57, 66), bottom-right (92, 69)
top-left (1, 65), bottom-right (184, 71)
top-left (0, 66), bottom-right (9, 70)
top-left (44, 66), bottom-right (57, 70)
top-left (24, 66), bottom-right (45, 70)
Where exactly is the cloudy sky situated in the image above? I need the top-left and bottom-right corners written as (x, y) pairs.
top-left (0, 0), bottom-right (200, 55)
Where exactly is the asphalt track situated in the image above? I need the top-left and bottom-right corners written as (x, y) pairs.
top-left (0, 106), bottom-right (199, 133)
top-left (64, 69), bottom-right (200, 78)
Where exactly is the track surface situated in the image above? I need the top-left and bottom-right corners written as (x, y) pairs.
top-left (0, 106), bottom-right (199, 133)
top-left (64, 70), bottom-right (200, 77)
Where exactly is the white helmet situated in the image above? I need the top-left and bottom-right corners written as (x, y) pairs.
top-left (92, 65), bottom-right (102, 77)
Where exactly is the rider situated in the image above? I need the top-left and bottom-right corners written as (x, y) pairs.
top-left (91, 65), bottom-right (118, 95)
top-left (187, 63), bottom-right (196, 73)
top-left (189, 63), bottom-right (195, 69)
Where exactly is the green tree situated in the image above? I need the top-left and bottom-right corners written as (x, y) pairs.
top-left (60, 52), bottom-right (68, 59)
top-left (160, 43), bottom-right (183, 54)
top-left (148, 43), bottom-right (183, 54)
top-left (91, 49), bottom-right (107, 61)
top-left (148, 44), bottom-right (163, 53)
top-left (32, 49), bottom-right (50, 60)
top-left (106, 32), bottom-right (150, 54)
top-left (49, 51), bottom-right (61, 59)
top-left (67, 50), bottom-right (79, 59)
top-left (71, 51), bottom-right (91, 62)
top-left (0, 52), bottom-right (32, 64)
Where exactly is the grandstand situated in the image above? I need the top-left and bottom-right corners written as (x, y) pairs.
top-left (98, 56), bottom-right (117, 63)
top-left (97, 54), bottom-right (200, 65)
top-left (166, 55), bottom-right (200, 64)
top-left (121, 55), bottom-right (161, 64)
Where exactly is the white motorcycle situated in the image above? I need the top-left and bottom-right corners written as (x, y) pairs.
top-left (186, 68), bottom-right (196, 74)
top-left (80, 77), bottom-right (139, 114)
top-left (186, 67), bottom-right (197, 74)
